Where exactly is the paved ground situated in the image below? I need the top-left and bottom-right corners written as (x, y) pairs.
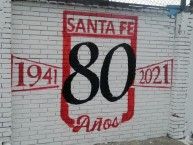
top-left (96, 137), bottom-right (193, 145)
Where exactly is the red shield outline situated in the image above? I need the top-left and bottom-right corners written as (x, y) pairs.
top-left (61, 10), bottom-right (138, 131)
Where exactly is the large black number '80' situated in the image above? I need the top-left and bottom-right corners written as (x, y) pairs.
top-left (62, 42), bottom-right (136, 105)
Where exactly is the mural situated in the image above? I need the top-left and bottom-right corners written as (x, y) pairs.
top-left (62, 42), bottom-right (136, 104)
top-left (61, 11), bottom-right (138, 132)
top-left (11, 55), bottom-right (61, 92)
top-left (135, 59), bottom-right (173, 88)
top-left (11, 10), bottom-right (173, 133)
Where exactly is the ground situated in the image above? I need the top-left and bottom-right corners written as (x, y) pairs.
top-left (96, 137), bottom-right (193, 145)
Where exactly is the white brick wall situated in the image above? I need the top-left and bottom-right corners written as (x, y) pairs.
top-left (10, 1), bottom-right (176, 145)
top-left (0, 0), bottom-right (189, 145)
top-left (168, 13), bottom-right (193, 139)
top-left (0, 0), bottom-right (12, 144)
top-left (186, 14), bottom-right (193, 136)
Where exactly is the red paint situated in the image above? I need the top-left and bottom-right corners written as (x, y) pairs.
top-left (152, 66), bottom-right (162, 84)
top-left (9, 9), bottom-right (175, 134)
top-left (163, 63), bottom-right (169, 84)
top-left (67, 18), bottom-right (75, 32)
top-left (67, 18), bottom-right (118, 35)
top-left (87, 19), bottom-right (97, 33)
top-left (61, 10), bottom-right (138, 132)
top-left (27, 64), bottom-right (42, 87)
top-left (132, 85), bottom-right (171, 89)
top-left (12, 85), bottom-right (59, 92)
top-left (11, 55), bottom-right (61, 92)
top-left (76, 19), bottom-right (86, 33)
top-left (61, 12), bottom-right (75, 128)
top-left (103, 119), bottom-right (112, 130)
top-left (106, 21), bottom-right (115, 34)
top-left (136, 59), bottom-right (173, 70)
top-left (120, 21), bottom-right (127, 35)
top-left (127, 22), bottom-right (135, 35)
top-left (98, 20), bottom-right (107, 34)
top-left (73, 115), bottom-right (120, 132)
top-left (73, 115), bottom-right (90, 132)
top-left (42, 68), bottom-right (52, 84)
top-left (12, 55), bottom-right (61, 69)
top-left (135, 59), bottom-right (173, 88)
top-left (54, 69), bottom-right (57, 84)
top-left (68, 33), bottom-right (134, 39)
top-left (65, 10), bottom-right (137, 38)
top-left (90, 118), bottom-right (102, 131)
top-left (15, 62), bottom-right (26, 86)
top-left (122, 88), bottom-right (135, 123)
top-left (120, 21), bottom-right (135, 35)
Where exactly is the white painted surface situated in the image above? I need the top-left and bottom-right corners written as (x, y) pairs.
top-left (187, 30), bottom-right (193, 135)
top-left (0, 0), bottom-right (11, 144)
top-left (11, 1), bottom-right (174, 145)
top-left (0, 0), bottom-right (193, 144)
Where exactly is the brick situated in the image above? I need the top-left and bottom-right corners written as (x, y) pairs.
top-left (7, 1), bottom-right (193, 145)
top-left (21, 140), bottom-right (37, 145)
top-left (38, 138), bottom-right (53, 144)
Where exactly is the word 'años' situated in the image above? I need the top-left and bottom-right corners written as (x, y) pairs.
top-left (73, 115), bottom-right (120, 132)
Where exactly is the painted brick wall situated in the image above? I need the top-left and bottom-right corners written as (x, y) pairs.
top-left (186, 14), bottom-right (193, 136)
top-left (0, 0), bottom-right (12, 144)
top-left (169, 13), bottom-right (193, 139)
top-left (11, 1), bottom-right (176, 145)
